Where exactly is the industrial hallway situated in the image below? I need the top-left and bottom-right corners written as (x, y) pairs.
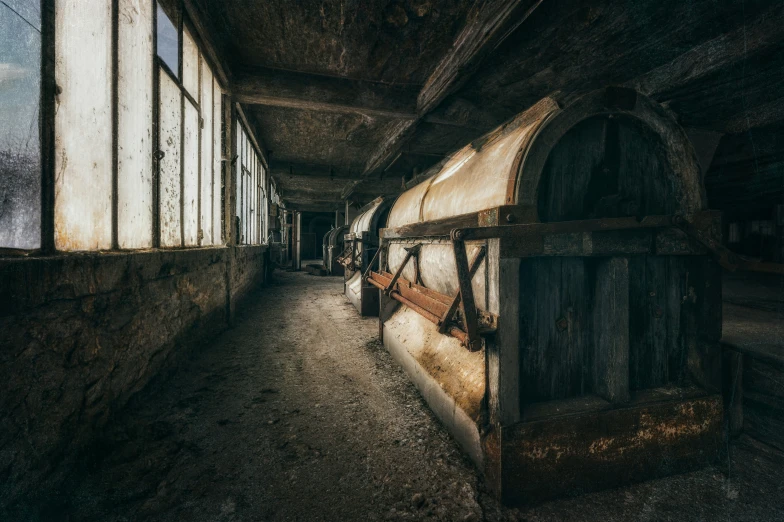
top-left (10, 271), bottom-right (779, 522)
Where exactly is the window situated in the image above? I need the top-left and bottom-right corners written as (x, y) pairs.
top-left (2, 1), bottom-right (225, 253)
top-left (235, 119), bottom-right (267, 245)
top-left (154, 2), bottom-right (223, 248)
top-left (54, 1), bottom-right (114, 250)
top-left (0, 0), bottom-right (41, 249)
top-left (156, 4), bottom-right (178, 77)
top-left (118, 0), bottom-right (155, 249)
top-left (43, 0), bottom-right (224, 251)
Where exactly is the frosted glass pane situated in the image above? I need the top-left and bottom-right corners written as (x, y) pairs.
top-left (251, 159), bottom-right (256, 244)
top-left (199, 58), bottom-right (213, 245)
top-left (0, 0), bottom-right (41, 249)
top-left (212, 80), bottom-right (221, 245)
top-left (236, 121), bottom-right (241, 234)
top-left (182, 27), bottom-right (198, 98)
top-left (117, 0), bottom-right (153, 249)
top-left (183, 99), bottom-right (199, 246)
top-left (158, 71), bottom-right (181, 247)
top-left (55, 0), bottom-right (112, 251)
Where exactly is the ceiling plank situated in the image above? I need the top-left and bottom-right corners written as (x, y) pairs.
top-left (362, 0), bottom-right (543, 175)
top-left (417, 0), bottom-right (544, 115)
top-left (233, 67), bottom-right (419, 120)
top-left (629, 3), bottom-right (784, 101)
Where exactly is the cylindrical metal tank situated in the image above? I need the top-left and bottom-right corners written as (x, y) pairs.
top-left (342, 197), bottom-right (395, 316)
top-left (324, 225), bottom-right (348, 275)
top-left (374, 87), bottom-right (721, 504)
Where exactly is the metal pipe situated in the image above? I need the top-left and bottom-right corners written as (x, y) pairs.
top-left (390, 292), bottom-right (442, 325)
top-left (388, 291), bottom-right (469, 344)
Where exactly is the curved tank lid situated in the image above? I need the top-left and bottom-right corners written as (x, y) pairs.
top-left (387, 98), bottom-right (559, 229)
top-left (350, 197), bottom-right (386, 235)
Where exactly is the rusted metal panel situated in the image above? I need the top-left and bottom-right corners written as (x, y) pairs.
top-left (54, 0), bottom-right (113, 251)
top-left (499, 394), bottom-right (723, 504)
top-left (117, 0), bottom-right (154, 249)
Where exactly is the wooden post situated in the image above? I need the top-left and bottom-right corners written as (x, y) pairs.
top-left (487, 239), bottom-right (521, 426)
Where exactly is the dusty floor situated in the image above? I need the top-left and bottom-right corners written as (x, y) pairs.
top-left (23, 270), bottom-right (784, 521)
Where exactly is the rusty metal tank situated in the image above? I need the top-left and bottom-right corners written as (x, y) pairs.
top-left (323, 225), bottom-right (348, 276)
top-left (340, 197), bottom-right (394, 316)
top-left (371, 87), bottom-right (723, 504)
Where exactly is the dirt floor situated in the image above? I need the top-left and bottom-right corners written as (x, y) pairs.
top-left (24, 269), bottom-right (784, 521)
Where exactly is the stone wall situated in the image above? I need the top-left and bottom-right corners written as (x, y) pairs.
top-left (0, 246), bottom-right (267, 506)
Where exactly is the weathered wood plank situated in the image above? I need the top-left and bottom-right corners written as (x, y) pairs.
top-left (592, 257), bottom-right (630, 403)
top-left (418, 0), bottom-right (544, 115)
top-left (381, 213), bottom-right (480, 239)
top-left (519, 258), bottom-right (588, 403)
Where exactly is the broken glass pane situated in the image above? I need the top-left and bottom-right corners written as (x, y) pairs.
top-left (0, 0), bottom-right (41, 249)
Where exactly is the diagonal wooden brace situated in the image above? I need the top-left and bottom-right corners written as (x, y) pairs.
top-left (452, 239), bottom-right (482, 351)
top-left (383, 243), bottom-right (422, 295)
top-left (437, 246), bottom-right (486, 335)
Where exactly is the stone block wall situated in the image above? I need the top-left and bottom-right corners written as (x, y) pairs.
top-left (0, 246), bottom-right (267, 505)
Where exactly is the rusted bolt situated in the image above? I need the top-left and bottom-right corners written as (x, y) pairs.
top-left (505, 214), bottom-right (515, 223)
top-left (556, 317), bottom-right (568, 331)
top-left (452, 229), bottom-right (465, 240)
top-left (55, 84), bottom-right (62, 95)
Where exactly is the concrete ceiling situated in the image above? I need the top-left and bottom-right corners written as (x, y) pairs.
top-left (195, 0), bottom-right (784, 214)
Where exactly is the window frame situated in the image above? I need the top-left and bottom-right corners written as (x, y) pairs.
top-left (234, 110), bottom-right (270, 246)
top-left (3, 0), bottom-right (227, 255)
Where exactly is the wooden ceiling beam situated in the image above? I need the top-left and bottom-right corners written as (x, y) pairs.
top-left (362, 0), bottom-right (544, 175)
top-left (233, 66), bottom-right (419, 120)
top-left (630, 3), bottom-right (784, 101)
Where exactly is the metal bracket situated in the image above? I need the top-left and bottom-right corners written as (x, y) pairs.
top-left (452, 239), bottom-right (482, 352)
top-left (362, 241), bottom-right (386, 282)
top-left (438, 246), bottom-right (486, 336)
top-left (383, 244), bottom-right (421, 295)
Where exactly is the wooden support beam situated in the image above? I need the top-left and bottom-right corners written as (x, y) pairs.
top-left (233, 66), bottom-right (419, 120)
top-left (362, 0), bottom-right (543, 175)
top-left (418, 0), bottom-right (544, 115)
top-left (341, 179), bottom-right (364, 201)
top-left (630, 3), bottom-right (784, 101)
